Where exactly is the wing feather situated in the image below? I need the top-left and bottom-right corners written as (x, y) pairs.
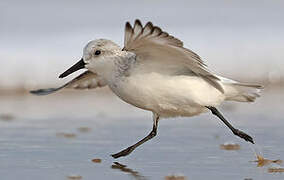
top-left (30, 71), bottom-right (106, 95)
top-left (123, 19), bottom-right (224, 93)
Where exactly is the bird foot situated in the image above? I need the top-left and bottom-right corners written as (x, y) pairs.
top-left (233, 129), bottom-right (254, 144)
top-left (111, 146), bottom-right (134, 159)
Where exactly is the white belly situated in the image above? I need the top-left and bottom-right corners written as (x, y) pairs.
top-left (109, 73), bottom-right (225, 118)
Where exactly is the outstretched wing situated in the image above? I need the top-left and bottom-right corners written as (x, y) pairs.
top-left (124, 19), bottom-right (224, 93)
top-left (30, 71), bottom-right (107, 95)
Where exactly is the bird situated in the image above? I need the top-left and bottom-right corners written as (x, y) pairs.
top-left (31, 19), bottom-right (263, 159)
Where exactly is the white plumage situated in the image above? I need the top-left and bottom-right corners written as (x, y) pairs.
top-left (31, 19), bottom-right (262, 158)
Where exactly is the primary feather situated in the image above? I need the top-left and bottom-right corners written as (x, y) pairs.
top-left (123, 19), bottom-right (224, 93)
top-left (30, 71), bottom-right (106, 95)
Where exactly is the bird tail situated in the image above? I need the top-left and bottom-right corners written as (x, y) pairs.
top-left (218, 76), bottom-right (263, 102)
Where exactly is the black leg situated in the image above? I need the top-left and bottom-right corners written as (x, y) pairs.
top-left (206, 106), bottom-right (254, 144)
top-left (111, 113), bottom-right (160, 159)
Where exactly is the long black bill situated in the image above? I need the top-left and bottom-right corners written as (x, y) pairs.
top-left (59, 58), bottom-right (86, 78)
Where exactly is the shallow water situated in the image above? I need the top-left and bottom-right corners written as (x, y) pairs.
top-left (0, 88), bottom-right (283, 180)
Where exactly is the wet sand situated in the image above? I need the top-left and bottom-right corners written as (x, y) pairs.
top-left (0, 88), bottom-right (283, 180)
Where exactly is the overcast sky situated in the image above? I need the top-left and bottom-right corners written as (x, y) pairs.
top-left (1, 0), bottom-right (283, 88)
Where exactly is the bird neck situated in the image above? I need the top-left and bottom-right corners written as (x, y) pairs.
top-left (114, 52), bottom-right (136, 77)
top-left (92, 52), bottom-right (135, 84)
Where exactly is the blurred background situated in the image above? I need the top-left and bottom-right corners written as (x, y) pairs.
top-left (1, 0), bottom-right (284, 90)
top-left (1, 0), bottom-right (284, 180)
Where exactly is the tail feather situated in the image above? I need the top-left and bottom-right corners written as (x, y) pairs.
top-left (230, 83), bottom-right (263, 89)
top-left (218, 76), bottom-right (263, 102)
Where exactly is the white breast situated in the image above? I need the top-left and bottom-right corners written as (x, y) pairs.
top-left (108, 72), bottom-right (225, 118)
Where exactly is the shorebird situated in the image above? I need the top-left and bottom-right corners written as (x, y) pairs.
top-left (31, 20), bottom-right (262, 158)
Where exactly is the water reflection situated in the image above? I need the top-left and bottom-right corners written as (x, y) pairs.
top-left (111, 162), bottom-right (147, 180)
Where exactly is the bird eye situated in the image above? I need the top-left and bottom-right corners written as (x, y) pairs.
top-left (94, 50), bottom-right (101, 56)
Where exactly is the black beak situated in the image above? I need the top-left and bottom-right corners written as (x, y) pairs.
top-left (59, 58), bottom-right (86, 78)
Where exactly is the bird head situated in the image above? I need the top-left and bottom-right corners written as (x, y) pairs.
top-left (59, 39), bottom-right (122, 79)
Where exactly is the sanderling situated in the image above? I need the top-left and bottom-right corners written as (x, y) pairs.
top-left (31, 19), bottom-right (263, 158)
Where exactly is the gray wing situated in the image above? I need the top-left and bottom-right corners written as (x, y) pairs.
top-left (124, 20), bottom-right (224, 93)
top-left (30, 71), bottom-right (107, 95)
